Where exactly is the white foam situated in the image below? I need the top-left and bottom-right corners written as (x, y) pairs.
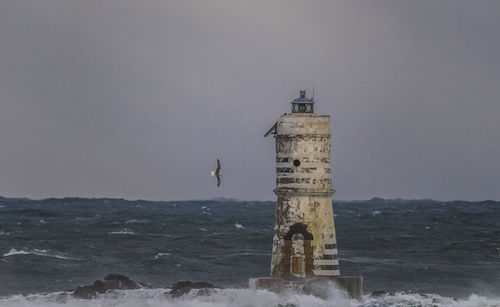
top-left (371, 211), bottom-right (381, 216)
top-left (0, 230), bottom-right (11, 236)
top-left (109, 228), bottom-right (136, 235)
top-left (234, 223), bottom-right (245, 229)
top-left (361, 292), bottom-right (500, 307)
top-left (2, 248), bottom-right (81, 260)
top-left (3, 249), bottom-right (31, 256)
top-left (0, 288), bottom-right (499, 307)
top-left (153, 253), bottom-right (170, 260)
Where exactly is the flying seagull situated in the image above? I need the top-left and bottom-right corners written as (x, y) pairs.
top-left (210, 159), bottom-right (221, 187)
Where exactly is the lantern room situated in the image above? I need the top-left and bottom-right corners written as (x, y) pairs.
top-left (291, 90), bottom-right (314, 113)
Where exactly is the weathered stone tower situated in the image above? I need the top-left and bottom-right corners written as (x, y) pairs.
top-left (265, 90), bottom-right (338, 278)
top-left (255, 90), bottom-right (362, 299)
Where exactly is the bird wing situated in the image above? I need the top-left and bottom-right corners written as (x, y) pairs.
top-left (216, 175), bottom-right (221, 187)
top-left (216, 159), bottom-right (221, 173)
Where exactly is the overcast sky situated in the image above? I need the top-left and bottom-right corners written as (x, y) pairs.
top-left (0, 1), bottom-right (499, 201)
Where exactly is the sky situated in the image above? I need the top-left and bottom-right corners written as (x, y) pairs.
top-left (0, 1), bottom-right (499, 201)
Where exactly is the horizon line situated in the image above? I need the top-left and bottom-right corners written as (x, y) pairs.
top-left (0, 195), bottom-right (498, 203)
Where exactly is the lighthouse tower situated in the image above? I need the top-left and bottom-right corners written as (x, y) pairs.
top-left (265, 90), bottom-right (339, 278)
top-left (255, 90), bottom-right (362, 298)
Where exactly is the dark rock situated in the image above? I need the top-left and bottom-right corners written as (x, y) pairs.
top-left (72, 274), bottom-right (141, 299)
top-left (168, 281), bottom-right (218, 298)
top-left (103, 273), bottom-right (140, 290)
top-left (92, 280), bottom-right (107, 293)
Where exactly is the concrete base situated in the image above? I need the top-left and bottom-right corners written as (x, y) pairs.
top-left (249, 276), bottom-right (363, 300)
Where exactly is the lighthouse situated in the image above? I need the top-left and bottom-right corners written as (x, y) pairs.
top-left (265, 89), bottom-right (338, 278)
top-left (255, 90), bottom-right (362, 298)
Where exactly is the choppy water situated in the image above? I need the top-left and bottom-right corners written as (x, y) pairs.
top-left (0, 197), bottom-right (499, 306)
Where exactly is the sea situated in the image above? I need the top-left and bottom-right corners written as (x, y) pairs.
top-left (0, 197), bottom-right (499, 306)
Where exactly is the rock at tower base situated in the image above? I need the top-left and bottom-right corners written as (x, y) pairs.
top-left (250, 276), bottom-right (363, 300)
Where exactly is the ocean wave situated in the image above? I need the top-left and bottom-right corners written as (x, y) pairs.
top-left (234, 223), bottom-right (245, 229)
top-left (109, 229), bottom-right (136, 235)
top-left (360, 292), bottom-right (500, 307)
top-left (0, 288), bottom-right (499, 307)
top-left (0, 230), bottom-right (11, 236)
top-left (124, 219), bottom-right (149, 224)
top-left (342, 256), bottom-right (399, 265)
top-left (2, 249), bottom-right (81, 260)
top-left (153, 252), bottom-right (171, 260)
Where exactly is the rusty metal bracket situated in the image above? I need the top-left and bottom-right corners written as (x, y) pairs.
top-left (264, 121), bottom-right (278, 137)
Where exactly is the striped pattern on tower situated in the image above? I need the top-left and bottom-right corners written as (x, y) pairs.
top-left (270, 112), bottom-right (340, 278)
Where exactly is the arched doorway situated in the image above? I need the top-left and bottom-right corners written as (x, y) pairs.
top-left (283, 223), bottom-right (313, 277)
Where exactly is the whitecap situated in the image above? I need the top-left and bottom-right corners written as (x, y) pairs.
top-left (371, 211), bottom-right (381, 216)
top-left (153, 252), bottom-right (170, 260)
top-left (3, 249), bottom-right (30, 256)
top-left (39, 219), bottom-right (47, 224)
top-left (3, 248), bottom-right (81, 260)
top-left (0, 205), bottom-right (5, 208)
top-left (361, 292), bottom-right (500, 307)
top-left (109, 228), bottom-right (136, 235)
top-left (0, 287), bottom-right (353, 307)
top-left (343, 256), bottom-right (396, 265)
top-left (199, 227), bottom-right (208, 232)
top-left (235, 223), bottom-right (245, 229)
top-left (147, 233), bottom-right (174, 237)
top-left (0, 287), bottom-right (499, 307)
